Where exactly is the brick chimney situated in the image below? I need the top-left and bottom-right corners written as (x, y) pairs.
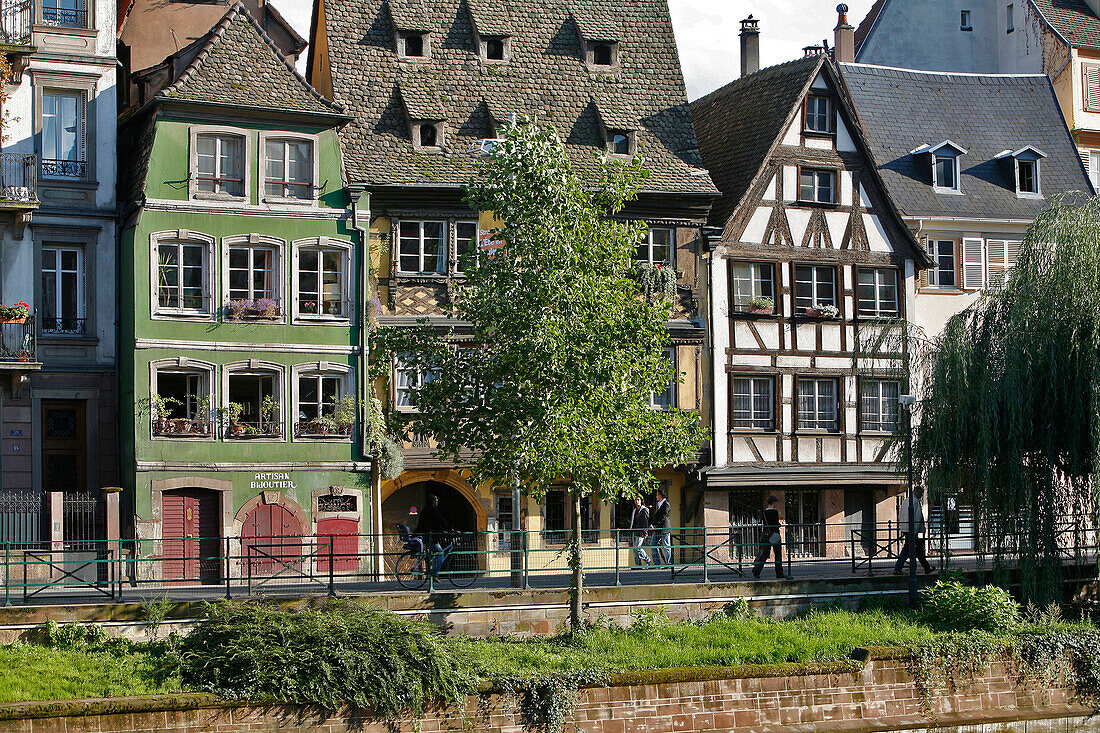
top-left (740, 15), bottom-right (760, 77)
top-left (834, 3), bottom-right (855, 63)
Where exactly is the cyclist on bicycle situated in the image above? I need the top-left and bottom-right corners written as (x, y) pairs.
top-left (414, 494), bottom-right (454, 575)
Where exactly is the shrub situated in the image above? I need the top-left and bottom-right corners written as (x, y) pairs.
top-left (170, 600), bottom-right (475, 719)
top-left (920, 580), bottom-right (1020, 632)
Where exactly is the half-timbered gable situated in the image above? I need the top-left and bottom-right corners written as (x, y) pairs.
top-left (691, 53), bottom-right (928, 556)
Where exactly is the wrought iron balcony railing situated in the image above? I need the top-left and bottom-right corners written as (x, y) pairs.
top-left (0, 153), bottom-right (36, 205)
top-left (0, 313), bottom-right (35, 363)
top-left (40, 315), bottom-right (84, 335)
top-left (0, 0), bottom-right (31, 46)
top-left (40, 4), bottom-right (86, 28)
top-left (40, 158), bottom-right (86, 179)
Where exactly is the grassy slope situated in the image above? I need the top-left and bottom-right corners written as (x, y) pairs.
top-left (0, 645), bottom-right (181, 703)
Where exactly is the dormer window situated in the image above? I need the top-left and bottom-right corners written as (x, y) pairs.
top-left (912, 140), bottom-right (967, 193)
top-left (995, 146), bottom-right (1045, 197)
top-left (607, 130), bottom-right (632, 156)
top-left (410, 120), bottom-right (444, 151)
top-left (593, 42), bottom-right (613, 65)
top-left (420, 124), bottom-right (437, 148)
top-left (398, 31), bottom-right (429, 60)
top-left (481, 35), bottom-right (509, 63)
top-left (584, 40), bottom-right (619, 69)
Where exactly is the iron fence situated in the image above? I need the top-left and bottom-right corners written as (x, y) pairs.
top-left (40, 159), bottom-right (86, 179)
top-left (0, 0), bottom-right (31, 46)
top-left (41, 4), bottom-right (86, 28)
top-left (1, 518), bottom-right (1095, 605)
top-left (0, 314), bottom-right (35, 362)
top-left (40, 315), bottom-right (85, 336)
top-left (0, 153), bottom-right (36, 202)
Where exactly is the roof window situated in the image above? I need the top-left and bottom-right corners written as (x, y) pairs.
top-left (398, 31), bottom-right (429, 60)
top-left (607, 130), bottom-right (633, 157)
top-left (911, 140), bottom-right (967, 193)
top-left (995, 146), bottom-right (1046, 197)
top-left (412, 121), bottom-right (443, 151)
top-left (480, 35), bottom-right (510, 63)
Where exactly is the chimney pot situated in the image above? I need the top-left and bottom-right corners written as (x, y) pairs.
top-left (834, 3), bottom-right (855, 63)
top-left (740, 15), bottom-right (760, 77)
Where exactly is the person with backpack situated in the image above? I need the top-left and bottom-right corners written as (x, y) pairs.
top-left (752, 495), bottom-right (785, 579)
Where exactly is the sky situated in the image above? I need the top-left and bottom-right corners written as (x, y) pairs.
top-left (268, 0), bottom-right (878, 100)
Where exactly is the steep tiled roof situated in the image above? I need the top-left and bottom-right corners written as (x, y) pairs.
top-left (690, 56), bottom-right (821, 226)
top-left (839, 63), bottom-right (1092, 220)
top-left (467, 0), bottom-right (514, 36)
top-left (854, 0), bottom-right (889, 56)
top-left (321, 0), bottom-right (716, 194)
top-left (161, 3), bottom-right (342, 117)
top-left (1030, 0), bottom-right (1100, 50)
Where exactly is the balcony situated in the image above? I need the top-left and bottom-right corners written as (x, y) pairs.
top-left (40, 158), bottom-right (86, 179)
top-left (40, 315), bottom-right (84, 336)
top-left (0, 313), bottom-right (40, 396)
top-left (0, 152), bottom-right (37, 212)
top-left (0, 0), bottom-right (32, 48)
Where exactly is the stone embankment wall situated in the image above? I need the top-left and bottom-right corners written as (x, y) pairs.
top-left (0, 648), bottom-right (1093, 733)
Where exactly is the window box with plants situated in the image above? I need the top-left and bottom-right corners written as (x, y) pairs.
top-left (735, 296), bottom-right (775, 316)
top-left (801, 303), bottom-right (840, 319)
top-left (0, 301), bottom-right (30, 324)
top-left (223, 397), bottom-right (282, 438)
top-left (634, 262), bottom-right (680, 301)
top-left (151, 394), bottom-right (213, 437)
top-left (295, 397), bottom-right (356, 438)
top-left (225, 298), bottom-right (281, 321)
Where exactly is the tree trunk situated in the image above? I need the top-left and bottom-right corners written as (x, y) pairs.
top-left (569, 493), bottom-right (583, 631)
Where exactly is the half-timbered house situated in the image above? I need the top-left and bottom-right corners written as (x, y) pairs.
top-left (690, 43), bottom-right (931, 560)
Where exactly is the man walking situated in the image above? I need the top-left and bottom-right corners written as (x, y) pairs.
top-left (628, 496), bottom-right (651, 568)
top-left (650, 487), bottom-right (672, 567)
top-left (893, 486), bottom-right (935, 575)
top-left (752, 495), bottom-right (785, 579)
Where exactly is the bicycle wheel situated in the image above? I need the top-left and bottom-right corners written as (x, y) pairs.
top-left (444, 547), bottom-right (480, 589)
top-left (393, 552), bottom-right (428, 590)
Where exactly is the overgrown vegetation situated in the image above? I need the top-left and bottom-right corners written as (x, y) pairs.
top-left (920, 580), bottom-right (1021, 632)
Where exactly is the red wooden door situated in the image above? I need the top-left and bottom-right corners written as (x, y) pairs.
top-left (316, 517), bottom-right (359, 573)
top-left (241, 503), bottom-right (303, 576)
top-left (162, 489), bottom-right (220, 582)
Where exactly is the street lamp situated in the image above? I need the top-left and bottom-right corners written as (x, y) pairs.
top-left (899, 393), bottom-right (918, 608)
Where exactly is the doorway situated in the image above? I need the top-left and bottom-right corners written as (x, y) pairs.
top-left (41, 400), bottom-right (98, 548)
top-left (162, 487), bottom-right (221, 582)
top-left (844, 489), bottom-right (876, 557)
top-left (785, 490), bottom-right (823, 557)
top-left (240, 502), bottom-right (304, 576)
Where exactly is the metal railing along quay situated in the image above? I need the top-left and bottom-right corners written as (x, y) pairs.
top-left (1, 518), bottom-right (1095, 605)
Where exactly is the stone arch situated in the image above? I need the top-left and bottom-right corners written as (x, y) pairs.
top-left (231, 491), bottom-right (310, 539)
top-left (381, 468), bottom-right (488, 533)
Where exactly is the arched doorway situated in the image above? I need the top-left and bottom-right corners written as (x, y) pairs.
top-left (162, 488), bottom-right (221, 583)
top-left (382, 480), bottom-right (480, 572)
top-left (240, 502), bottom-right (303, 576)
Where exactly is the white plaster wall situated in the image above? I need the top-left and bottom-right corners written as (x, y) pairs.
top-left (711, 256), bottom-right (729, 466)
top-left (742, 207), bottom-right (770, 244)
top-left (857, 0), bottom-right (1000, 73)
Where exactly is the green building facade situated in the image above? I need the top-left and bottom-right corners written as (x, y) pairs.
top-left (118, 5), bottom-right (370, 582)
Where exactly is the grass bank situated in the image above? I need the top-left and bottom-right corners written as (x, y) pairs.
top-left (0, 644), bottom-right (181, 703)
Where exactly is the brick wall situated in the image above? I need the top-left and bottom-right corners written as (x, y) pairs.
top-left (0, 649), bottom-right (1092, 733)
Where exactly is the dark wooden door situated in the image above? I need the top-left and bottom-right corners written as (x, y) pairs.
top-left (241, 503), bottom-right (303, 576)
top-left (41, 400), bottom-right (95, 546)
top-left (162, 488), bottom-right (221, 582)
top-left (316, 517), bottom-right (358, 573)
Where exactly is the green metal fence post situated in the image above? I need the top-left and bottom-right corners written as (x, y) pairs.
top-left (702, 529), bottom-right (709, 584)
top-left (328, 537), bottom-right (335, 597)
top-left (225, 536), bottom-right (232, 600)
top-left (523, 530), bottom-right (529, 590)
top-left (4, 544), bottom-right (9, 607)
top-left (614, 529), bottom-right (620, 586)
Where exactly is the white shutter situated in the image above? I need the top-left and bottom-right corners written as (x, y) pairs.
top-left (962, 237), bottom-right (985, 290)
top-left (987, 239), bottom-right (1007, 288)
top-left (1005, 240), bottom-right (1023, 271)
top-left (1085, 66), bottom-right (1100, 113)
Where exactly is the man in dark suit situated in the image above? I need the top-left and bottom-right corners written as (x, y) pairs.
top-left (414, 493), bottom-right (453, 574)
top-left (650, 487), bottom-right (672, 566)
top-left (628, 496), bottom-right (651, 568)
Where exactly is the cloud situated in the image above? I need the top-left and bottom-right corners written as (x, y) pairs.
top-left (269, 0), bottom-right (876, 99)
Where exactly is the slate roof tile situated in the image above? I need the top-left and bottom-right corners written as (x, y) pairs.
top-left (467, 0), bottom-right (515, 36)
top-left (323, 0), bottom-right (716, 194)
top-left (839, 63), bottom-right (1092, 220)
top-left (1030, 0), bottom-right (1100, 50)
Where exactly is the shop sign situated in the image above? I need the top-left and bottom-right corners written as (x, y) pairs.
top-left (250, 472), bottom-right (297, 490)
top-left (318, 494), bottom-right (357, 513)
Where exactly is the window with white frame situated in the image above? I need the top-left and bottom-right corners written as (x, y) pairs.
top-left (397, 220), bottom-right (447, 274)
top-left (228, 243), bottom-right (278, 307)
top-left (794, 264), bottom-right (837, 311)
top-left (860, 379), bottom-right (900, 433)
top-left (962, 238), bottom-right (1022, 290)
top-left (194, 133), bottom-right (245, 198)
top-left (1016, 158), bottom-right (1039, 194)
top-left (649, 346), bottom-right (676, 409)
top-left (296, 371), bottom-right (351, 437)
top-left (856, 268), bottom-right (899, 318)
top-left (926, 240), bottom-right (957, 288)
top-left (804, 95), bottom-right (832, 133)
top-left (635, 227), bottom-right (673, 265)
top-left (153, 368), bottom-right (212, 436)
top-left (1090, 151), bottom-right (1100, 191)
top-left (41, 245), bottom-right (84, 335)
top-left (1085, 65), bottom-right (1100, 113)
top-left (731, 376), bottom-right (775, 431)
top-left (156, 239), bottom-right (209, 313)
top-left (934, 153), bottom-right (959, 191)
top-left (797, 378), bottom-right (839, 432)
top-left (395, 355), bottom-right (437, 411)
top-left (798, 168), bottom-right (836, 203)
top-left (453, 221), bottom-right (479, 274)
top-left (960, 9), bottom-right (972, 29)
top-left (298, 245), bottom-right (347, 317)
top-left (263, 138), bottom-right (313, 201)
top-left (41, 90), bottom-right (86, 178)
top-left (226, 368), bottom-right (281, 437)
top-left (729, 262), bottom-right (775, 311)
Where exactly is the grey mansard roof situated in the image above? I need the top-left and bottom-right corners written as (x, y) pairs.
top-left (839, 63), bottom-right (1092, 220)
top-left (316, 0), bottom-right (717, 195)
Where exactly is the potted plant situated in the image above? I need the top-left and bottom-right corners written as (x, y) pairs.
top-left (747, 296), bottom-right (774, 314)
top-left (0, 301), bottom-right (30, 324)
top-left (260, 395), bottom-right (280, 435)
top-left (819, 304), bottom-right (841, 319)
top-left (193, 395), bottom-right (212, 435)
top-left (150, 394), bottom-right (181, 434)
top-left (333, 396), bottom-right (356, 436)
top-left (254, 298), bottom-right (279, 319)
top-left (301, 300), bottom-right (318, 315)
top-left (222, 402), bottom-right (245, 436)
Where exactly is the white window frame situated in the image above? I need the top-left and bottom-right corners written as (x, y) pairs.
top-left (291, 237), bottom-right (353, 323)
top-left (149, 358), bottom-right (217, 441)
top-left (729, 261), bottom-right (776, 311)
top-left (649, 346), bottom-right (677, 410)
top-left (635, 226), bottom-right (674, 265)
top-left (962, 238), bottom-right (1022, 290)
top-left (291, 362), bottom-right (354, 442)
top-left (856, 268), bottom-right (900, 318)
top-left (151, 230), bottom-right (216, 320)
top-left (394, 354), bottom-right (438, 412)
top-left (222, 234), bottom-right (285, 321)
top-left (797, 167), bottom-right (837, 204)
top-left (794, 264), bottom-right (838, 311)
top-left (797, 377), bottom-right (840, 432)
top-left (1090, 151), bottom-right (1100, 192)
top-left (259, 132), bottom-right (319, 205)
top-left (40, 245), bottom-right (84, 335)
top-left (396, 220), bottom-right (448, 275)
top-left (40, 88), bottom-right (87, 179)
top-left (453, 221), bottom-right (480, 275)
top-left (804, 95), bottom-right (833, 134)
top-left (926, 239), bottom-right (958, 289)
top-left (730, 376), bottom-right (775, 431)
top-left (189, 126), bottom-right (250, 201)
top-left (860, 379), bottom-right (900, 434)
top-left (222, 360), bottom-right (286, 441)
top-left (960, 9), bottom-right (972, 30)
top-left (933, 153), bottom-right (960, 192)
top-left (1015, 158), bottom-right (1041, 196)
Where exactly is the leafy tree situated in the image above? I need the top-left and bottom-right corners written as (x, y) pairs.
top-left (914, 194), bottom-right (1100, 604)
top-left (375, 121), bottom-right (708, 628)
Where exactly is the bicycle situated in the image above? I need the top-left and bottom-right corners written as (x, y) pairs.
top-left (393, 528), bottom-right (479, 590)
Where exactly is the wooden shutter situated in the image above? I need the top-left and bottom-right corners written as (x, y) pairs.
top-left (987, 239), bottom-right (1007, 288)
top-left (1005, 240), bottom-right (1023, 271)
top-left (962, 237), bottom-right (985, 290)
top-left (1085, 66), bottom-right (1100, 113)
